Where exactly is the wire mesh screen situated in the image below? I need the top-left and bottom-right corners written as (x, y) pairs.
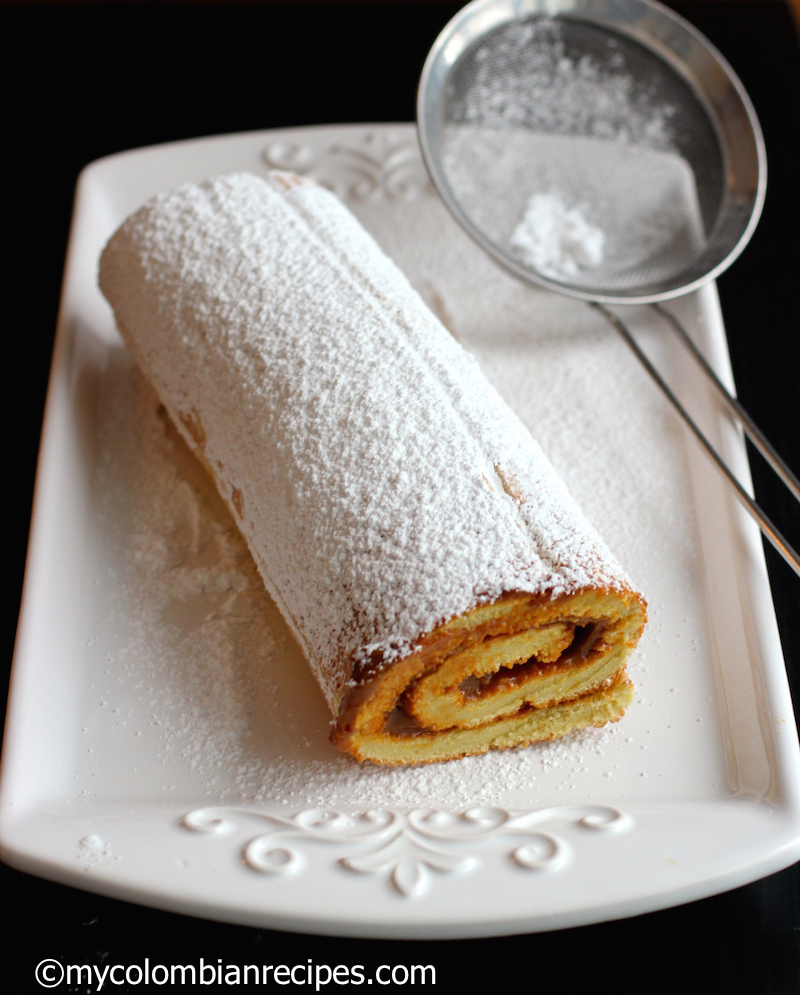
top-left (436, 17), bottom-right (725, 293)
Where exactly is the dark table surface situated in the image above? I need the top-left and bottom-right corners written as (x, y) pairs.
top-left (4, 2), bottom-right (799, 989)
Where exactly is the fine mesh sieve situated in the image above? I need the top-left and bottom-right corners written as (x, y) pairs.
top-left (417, 0), bottom-right (800, 575)
top-left (418, 0), bottom-right (765, 303)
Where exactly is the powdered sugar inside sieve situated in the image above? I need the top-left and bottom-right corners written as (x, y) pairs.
top-left (435, 15), bottom-right (725, 294)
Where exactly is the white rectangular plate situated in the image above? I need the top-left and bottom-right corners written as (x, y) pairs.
top-left (2, 125), bottom-right (799, 938)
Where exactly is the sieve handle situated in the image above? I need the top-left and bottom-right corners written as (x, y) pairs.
top-left (591, 302), bottom-right (800, 579)
top-left (651, 302), bottom-right (800, 503)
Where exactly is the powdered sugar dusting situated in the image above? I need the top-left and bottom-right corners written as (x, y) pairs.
top-left (76, 135), bottom-right (727, 809)
top-left (99, 172), bottom-right (633, 713)
top-left (452, 18), bottom-right (676, 147)
top-left (86, 357), bottom-right (306, 799)
top-left (83, 357), bottom-right (630, 807)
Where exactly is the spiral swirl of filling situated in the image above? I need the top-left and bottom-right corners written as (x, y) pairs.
top-left (334, 588), bottom-right (644, 765)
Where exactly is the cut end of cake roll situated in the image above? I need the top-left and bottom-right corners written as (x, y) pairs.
top-left (333, 587), bottom-right (645, 765)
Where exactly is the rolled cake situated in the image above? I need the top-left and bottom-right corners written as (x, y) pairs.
top-left (99, 171), bottom-right (646, 765)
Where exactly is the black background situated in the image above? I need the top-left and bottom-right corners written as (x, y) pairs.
top-left (3, 1), bottom-right (799, 990)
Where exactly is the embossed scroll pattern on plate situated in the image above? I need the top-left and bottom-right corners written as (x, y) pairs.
top-left (182, 805), bottom-right (633, 898)
top-left (262, 130), bottom-right (434, 203)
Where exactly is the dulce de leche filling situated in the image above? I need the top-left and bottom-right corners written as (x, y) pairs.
top-left (331, 587), bottom-right (646, 763)
top-left (387, 619), bottom-right (608, 737)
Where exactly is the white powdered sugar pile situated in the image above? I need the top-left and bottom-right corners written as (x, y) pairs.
top-left (510, 192), bottom-right (605, 280)
top-left (77, 834), bottom-right (112, 860)
top-left (99, 172), bottom-right (632, 712)
top-left (444, 129), bottom-right (705, 291)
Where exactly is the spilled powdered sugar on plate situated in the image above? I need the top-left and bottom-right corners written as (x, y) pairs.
top-left (77, 834), bottom-right (114, 862)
